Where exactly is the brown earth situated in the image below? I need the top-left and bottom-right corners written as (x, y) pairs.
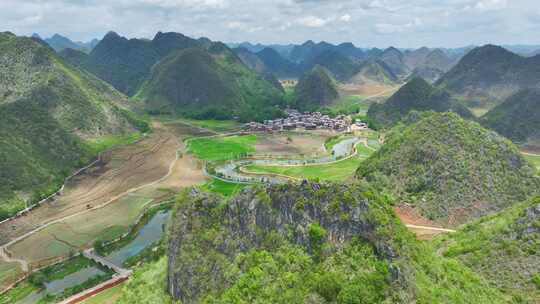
top-left (394, 204), bottom-right (455, 240)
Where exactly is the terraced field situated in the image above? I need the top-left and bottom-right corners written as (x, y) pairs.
top-left (0, 122), bottom-right (208, 289)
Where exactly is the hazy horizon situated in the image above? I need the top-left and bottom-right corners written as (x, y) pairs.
top-left (2, 0), bottom-right (539, 49)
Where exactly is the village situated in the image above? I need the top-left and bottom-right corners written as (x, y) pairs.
top-left (244, 109), bottom-right (369, 133)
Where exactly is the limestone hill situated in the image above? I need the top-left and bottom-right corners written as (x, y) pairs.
top-left (482, 88), bottom-right (540, 145)
top-left (135, 44), bottom-right (284, 122)
top-left (167, 182), bottom-right (505, 303)
top-left (293, 66), bottom-right (339, 110)
top-left (436, 44), bottom-right (540, 108)
top-left (367, 77), bottom-right (473, 128)
top-left (357, 112), bottom-right (539, 225)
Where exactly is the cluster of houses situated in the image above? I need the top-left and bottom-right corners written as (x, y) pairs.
top-left (244, 110), bottom-right (368, 133)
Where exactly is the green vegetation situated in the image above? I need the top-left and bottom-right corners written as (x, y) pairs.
top-left (436, 44), bottom-right (540, 107)
top-left (245, 155), bottom-right (368, 182)
top-left (0, 256), bottom-right (115, 304)
top-left (435, 196), bottom-right (540, 302)
top-left (0, 32), bottom-right (141, 219)
top-left (525, 154), bottom-right (540, 170)
top-left (320, 95), bottom-right (369, 117)
top-left (0, 281), bottom-right (38, 304)
top-left (293, 66), bottom-right (339, 110)
top-left (187, 134), bottom-right (258, 162)
top-left (135, 45), bottom-right (285, 122)
top-left (200, 179), bottom-right (247, 197)
top-left (85, 132), bottom-right (143, 155)
top-left (368, 77), bottom-right (473, 129)
top-left (357, 112), bottom-right (540, 225)
top-left (117, 257), bottom-right (172, 304)
top-left (166, 182), bottom-right (504, 303)
top-left (174, 118), bottom-right (240, 132)
top-left (482, 88), bottom-right (540, 144)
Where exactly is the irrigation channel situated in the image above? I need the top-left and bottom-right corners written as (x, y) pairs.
top-left (14, 209), bottom-right (171, 304)
top-left (210, 137), bottom-right (365, 184)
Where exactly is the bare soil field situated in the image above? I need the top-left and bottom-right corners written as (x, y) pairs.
top-left (395, 205), bottom-right (454, 240)
top-left (339, 83), bottom-right (399, 98)
top-left (0, 122), bottom-right (207, 279)
top-left (253, 131), bottom-right (336, 157)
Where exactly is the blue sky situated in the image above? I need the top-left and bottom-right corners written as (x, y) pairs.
top-left (2, 0), bottom-right (539, 48)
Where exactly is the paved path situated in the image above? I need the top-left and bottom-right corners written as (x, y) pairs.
top-left (405, 224), bottom-right (456, 233)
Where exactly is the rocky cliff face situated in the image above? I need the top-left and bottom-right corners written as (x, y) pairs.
top-left (167, 182), bottom-right (401, 303)
top-left (167, 182), bottom-right (504, 303)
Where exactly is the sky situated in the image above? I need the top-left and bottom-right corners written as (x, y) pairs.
top-left (2, 0), bottom-right (540, 48)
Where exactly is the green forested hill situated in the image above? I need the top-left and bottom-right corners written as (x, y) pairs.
top-left (0, 32), bottom-right (143, 219)
top-left (482, 88), bottom-right (540, 144)
top-left (293, 66), bottom-right (339, 110)
top-left (357, 112), bottom-right (539, 225)
top-left (436, 45), bottom-right (540, 107)
top-left (437, 196), bottom-right (540, 302)
top-left (74, 31), bottom-right (201, 96)
top-left (135, 44), bottom-right (285, 122)
top-left (368, 77), bottom-right (473, 128)
top-left (164, 182), bottom-right (505, 304)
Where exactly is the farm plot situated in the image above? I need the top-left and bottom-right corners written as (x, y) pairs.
top-left (253, 132), bottom-right (333, 157)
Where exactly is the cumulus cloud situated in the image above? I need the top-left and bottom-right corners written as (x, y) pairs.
top-left (297, 16), bottom-right (330, 28)
top-left (375, 18), bottom-right (422, 34)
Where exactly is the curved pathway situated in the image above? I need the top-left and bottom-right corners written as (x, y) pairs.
top-left (0, 134), bottom-right (184, 271)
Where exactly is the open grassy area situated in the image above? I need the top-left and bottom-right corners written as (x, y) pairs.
top-left (321, 95), bottom-right (370, 116)
top-left (200, 179), bottom-right (247, 197)
top-left (81, 282), bottom-right (124, 304)
top-left (244, 155), bottom-right (368, 182)
top-left (177, 118), bottom-right (241, 132)
top-left (0, 261), bottom-right (22, 293)
top-left (524, 154), bottom-right (540, 170)
top-left (0, 281), bottom-right (39, 304)
top-left (187, 134), bottom-right (258, 162)
top-left (85, 132), bottom-right (144, 155)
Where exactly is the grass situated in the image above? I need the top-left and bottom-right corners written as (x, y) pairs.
top-left (175, 118), bottom-right (241, 132)
top-left (36, 256), bottom-right (97, 283)
top-left (0, 281), bottom-right (39, 304)
top-left (524, 154), bottom-right (540, 170)
top-left (324, 135), bottom-right (354, 151)
top-left (81, 282), bottom-right (124, 304)
top-left (244, 155), bottom-right (368, 182)
top-left (187, 134), bottom-right (258, 162)
top-left (321, 95), bottom-right (370, 116)
top-left (85, 132), bottom-right (143, 155)
top-left (200, 179), bottom-right (247, 197)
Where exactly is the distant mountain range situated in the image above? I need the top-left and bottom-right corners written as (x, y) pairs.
top-left (32, 33), bottom-right (99, 53)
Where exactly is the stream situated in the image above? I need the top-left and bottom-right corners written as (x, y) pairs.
top-left (212, 137), bottom-right (362, 184)
top-left (16, 210), bottom-right (171, 304)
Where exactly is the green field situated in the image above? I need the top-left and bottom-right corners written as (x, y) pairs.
top-left (0, 281), bottom-right (39, 304)
top-left (178, 119), bottom-right (241, 132)
top-left (86, 132), bottom-right (143, 155)
top-left (200, 179), bottom-right (247, 197)
top-left (244, 155), bottom-right (368, 181)
top-left (524, 154), bottom-right (540, 170)
top-left (187, 134), bottom-right (258, 162)
top-left (321, 95), bottom-right (370, 116)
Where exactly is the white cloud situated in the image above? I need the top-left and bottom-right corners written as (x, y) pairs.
top-left (297, 16), bottom-right (329, 27)
top-left (464, 0), bottom-right (507, 11)
top-left (375, 18), bottom-right (422, 34)
top-left (340, 14), bottom-right (351, 22)
top-left (136, 0), bottom-right (228, 9)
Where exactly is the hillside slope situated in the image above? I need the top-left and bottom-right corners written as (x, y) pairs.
top-left (482, 88), bottom-right (540, 145)
top-left (81, 31), bottom-right (201, 95)
top-left (135, 44), bottom-right (284, 121)
top-left (167, 182), bottom-right (505, 303)
top-left (293, 66), bottom-right (339, 110)
top-left (0, 32), bottom-right (141, 219)
top-left (437, 196), bottom-right (540, 302)
top-left (368, 77), bottom-right (473, 128)
top-left (357, 112), bottom-right (539, 225)
top-left (436, 45), bottom-right (540, 108)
